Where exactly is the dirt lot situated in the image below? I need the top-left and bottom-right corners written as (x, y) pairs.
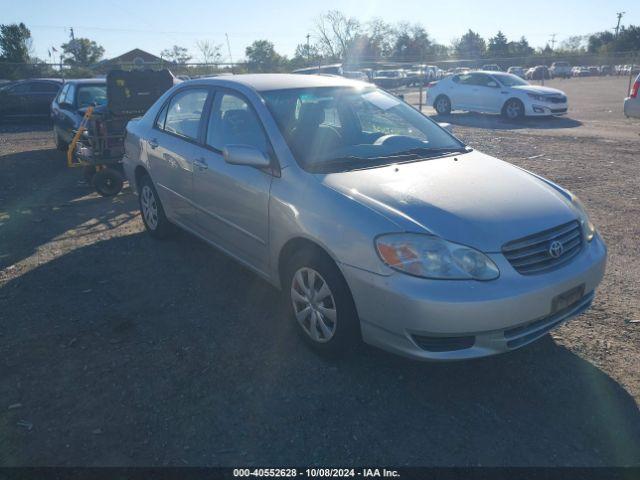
top-left (0, 76), bottom-right (639, 467)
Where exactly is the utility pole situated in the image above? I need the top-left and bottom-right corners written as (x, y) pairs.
top-left (549, 33), bottom-right (557, 50)
top-left (306, 33), bottom-right (311, 64)
top-left (225, 33), bottom-right (234, 73)
top-left (615, 11), bottom-right (625, 37)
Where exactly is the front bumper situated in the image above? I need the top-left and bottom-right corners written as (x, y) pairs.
top-left (526, 102), bottom-right (568, 117)
top-left (342, 234), bottom-right (607, 361)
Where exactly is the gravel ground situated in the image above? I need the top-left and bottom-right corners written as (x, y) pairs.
top-left (0, 76), bottom-right (639, 467)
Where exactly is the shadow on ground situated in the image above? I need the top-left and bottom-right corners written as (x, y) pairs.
top-left (1, 232), bottom-right (639, 466)
top-left (433, 112), bottom-right (582, 131)
top-left (0, 147), bottom-right (137, 270)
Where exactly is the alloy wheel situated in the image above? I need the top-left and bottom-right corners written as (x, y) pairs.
top-left (290, 267), bottom-right (338, 343)
top-left (140, 185), bottom-right (159, 230)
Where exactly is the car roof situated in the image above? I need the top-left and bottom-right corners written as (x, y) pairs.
top-left (63, 78), bottom-right (106, 84)
top-left (15, 78), bottom-right (64, 83)
top-left (184, 73), bottom-right (367, 92)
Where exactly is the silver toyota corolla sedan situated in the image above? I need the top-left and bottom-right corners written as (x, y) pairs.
top-left (123, 74), bottom-right (607, 361)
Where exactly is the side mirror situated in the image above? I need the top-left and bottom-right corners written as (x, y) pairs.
top-left (487, 81), bottom-right (498, 88)
top-left (223, 144), bottom-right (271, 168)
top-left (438, 122), bottom-right (453, 133)
top-left (396, 93), bottom-right (405, 101)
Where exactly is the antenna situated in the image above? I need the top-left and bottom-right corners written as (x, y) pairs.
top-left (615, 11), bottom-right (625, 37)
top-left (225, 33), bottom-right (234, 73)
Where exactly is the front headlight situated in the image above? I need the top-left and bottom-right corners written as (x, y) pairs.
top-left (527, 93), bottom-right (544, 102)
top-left (375, 234), bottom-right (499, 280)
top-left (570, 194), bottom-right (596, 241)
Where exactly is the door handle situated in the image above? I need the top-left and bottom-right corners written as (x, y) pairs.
top-left (193, 158), bottom-right (208, 171)
top-left (148, 138), bottom-right (159, 149)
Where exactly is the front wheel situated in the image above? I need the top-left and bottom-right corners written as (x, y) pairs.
top-left (138, 174), bottom-right (173, 239)
top-left (502, 98), bottom-right (525, 120)
top-left (434, 95), bottom-right (452, 115)
top-left (285, 250), bottom-right (360, 355)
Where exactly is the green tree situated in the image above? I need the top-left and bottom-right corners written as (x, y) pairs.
top-left (391, 24), bottom-right (432, 62)
top-left (0, 22), bottom-right (32, 63)
top-left (290, 42), bottom-right (321, 69)
top-left (508, 36), bottom-right (535, 56)
top-left (587, 31), bottom-right (615, 53)
top-left (61, 38), bottom-right (105, 66)
top-left (487, 31), bottom-right (509, 58)
top-left (160, 45), bottom-right (192, 64)
top-left (453, 30), bottom-right (486, 58)
top-left (245, 40), bottom-right (286, 73)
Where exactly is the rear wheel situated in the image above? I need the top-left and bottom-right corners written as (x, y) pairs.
top-left (434, 95), bottom-right (452, 115)
top-left (502, 98), bottom-right (525, 120)
top-left (138, 174), bottom-right (173, 239)
top-left (285, 249), bottom-right (360, 355)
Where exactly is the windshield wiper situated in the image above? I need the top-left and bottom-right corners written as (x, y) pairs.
top-left (393, 146), bottom-right (470, 158)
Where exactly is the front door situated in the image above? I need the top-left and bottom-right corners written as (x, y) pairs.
top-left (191, 90), bottom-right (273, 274)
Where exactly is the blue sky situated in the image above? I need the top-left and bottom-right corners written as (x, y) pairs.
top-left (3, 0), bottom-right (638, 62)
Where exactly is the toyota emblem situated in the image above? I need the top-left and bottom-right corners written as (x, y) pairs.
top-left (548, 240), bottom-right (564, 258)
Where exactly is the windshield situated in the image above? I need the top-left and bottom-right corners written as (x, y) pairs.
top-left (493, 73), bottom-right (529, 87)
top-left (261, 86), bottom-right (466, 173)
top-left (76, 85), bottom-right (107, 108)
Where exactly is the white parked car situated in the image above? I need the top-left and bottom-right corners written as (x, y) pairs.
top-left (507, 66), bottom-right (525, 78)
top-left (550, 61), bottom-right (572, 78)
top-left (427, 71), bottom-right (568, 120)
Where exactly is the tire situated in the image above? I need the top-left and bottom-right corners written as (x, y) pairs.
top-left (92, 168), bottom-right (124, 197)
top-left (434, 95), bottom-right (452, 115)
top-left (138, 173), bottom-right (173, 239)
top-left (284, 248), bottom-right (360, 355)
top-left (54, 129), bottom-right (68, 152)
top-left (502, 98), bottom-right (525, 120)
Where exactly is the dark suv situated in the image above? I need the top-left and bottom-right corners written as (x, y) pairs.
top-left (51, 79), bottom-right (107, 150)
top-left (0, 78), bottom-right (63, 121)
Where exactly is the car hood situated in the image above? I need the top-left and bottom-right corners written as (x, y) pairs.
top-left (320, 151), bottom-right (577, 252)
top-left (511, 85), bottom-right (565, 96)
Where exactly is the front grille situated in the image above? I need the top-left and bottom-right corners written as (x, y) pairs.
top-left (551, 108), bottom-right (568, 114)
top-left (549, 95), bottom-right (567, 104)
top-left (412, 335), bottom-right (475, 352)
top-left (502, 220), bottom-right (583, 275)
top-left (504, 291), bottom-right (594, 349)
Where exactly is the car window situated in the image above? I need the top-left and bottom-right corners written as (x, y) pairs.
top-left (206, 92), bottom-right (268, 152)
top-left (76, 85), bottom-right (107, 108)
top-left (456, 74), bottom-right (474, 85)
top-left (66, 84), bottom-right (76, 105)
top-left (469, 74), bottom-right (495, 87)
top-left (164, 88), bottom-right (208, 140)
top-left (155, 102), bottom-right (169, 130)
top-left (57, 84), bottom-right (70, 103)
top-left (9, 83), bottom-right (30, 94)
top-left (30, 82), bottom-right (61, 93)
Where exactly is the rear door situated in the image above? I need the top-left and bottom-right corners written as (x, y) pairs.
top-left (190, 89), bottom-right (273, 274)
top-left (2, 82), bottom-right (30, 117)
top-left (146, 87), bottom-right (210, 228)
top-left (449, 73), bottom-right (476, 109)
top-left (28, 81), bottom-right (61, 115)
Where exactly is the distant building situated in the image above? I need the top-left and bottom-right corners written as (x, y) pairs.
top-left (93, 48), bottom-right (173, 72)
